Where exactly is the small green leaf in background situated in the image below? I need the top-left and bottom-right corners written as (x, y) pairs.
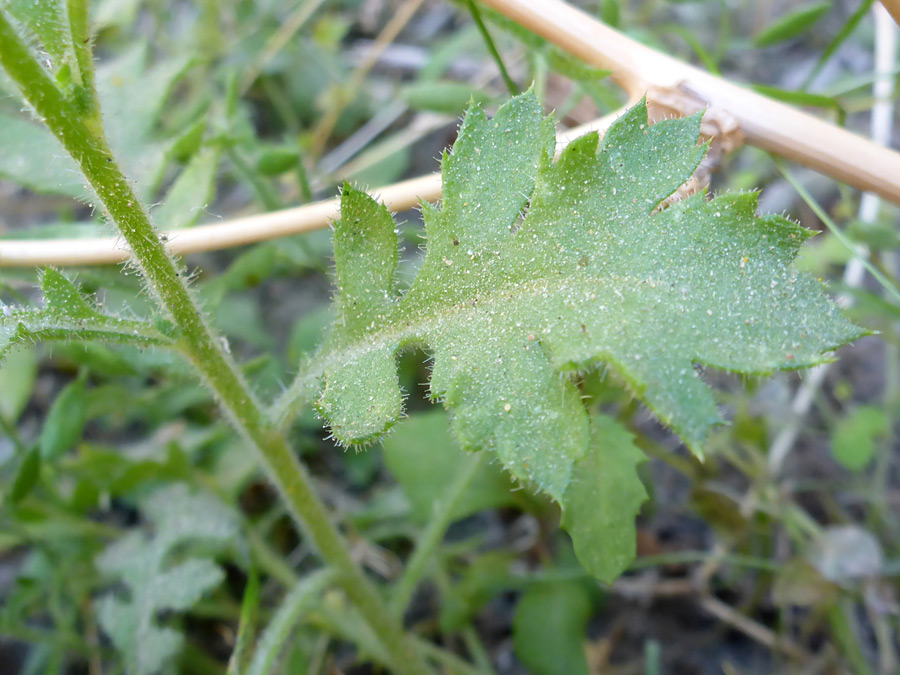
top-left (561, 414), bottom-right (648, 583)
top-left (169, 118), bottom-right (207, 164)
top-left (755, 2), bottom-right (831, 47)
top-left (381, 409), bottom-right (515, 523)
top-left (9, 447), bottom-right (42, 504)
top-left (0, 112), bottom-right (89, 199)
top-left (513, 580), bottom-right (592, 675)
top-left (246, 570), bottom-right (336, 675)
top-left (831, 406), bottom-right (889, 472)
top-left (752, 84), bottom-right (845, 124)
top-left (440, 551), bottom-right (517, 632)
top-left (39, 371), bottom-right (88, 460)
top-left (402, 80), bottom-right (491, 115)
top-left (152, 146), bottom-right (221, 229)
top-left (256, 145), bottom-right (300, 176)
top-left (287, 305), bottom-right (334, 365)
top-left (0, 346), bottom-right (37, 422)
top-left (601, 0), bottom-right (621, 27)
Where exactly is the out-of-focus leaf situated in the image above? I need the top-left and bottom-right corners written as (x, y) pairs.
top-left (169, 118), bottom-right (207, 164)
top-left (287, 305), bottom-right (334, 365)
top-left (0, 47), bottom-right (190, 202)
top-left (402, 81), bottom-right (491, 114)
top-left (513, 580), bottom-right (592, 675)
top-left (9, 447), bottom-right (41, 504)
top-left (381, 409), bottom-right (515, 523)
top-left (847, 219), bottom-right (900, 252)
top-left (246, 570), bottom-right (335, 675)
top-left (561, 414), bottom-right (648, 582)
top-left (809, 525), bottom-right (884, 582)
top-left (202, 233), bottom-right (330, 305)
top-left (39, 371), bottom-right (88, 460)
top-left (601, 0), bottom-right (620, 27)
top-left (755, 2), bottom-right (831, 47)
top-left (0, 346), bottom-right (37, 422)
top-left (831, 405), bottom-right (889, 472)
top-left (152, 147), bottom-right (220, 229)
top-left (95, 46), bottom-right (193, 192)
top-left (753, 84), bottom-right (845, 124)
top-left (440, 551), bottom-right (517, 631)
top-left (95, 485), bottom-right (240, 675)
top-left (226, 568), bottom-right (260, 675)
top-left (0, 112), bottom-right (90, 199)
top-left (345, 145), bottom-right (410, 187)
top-left (805, 0), bottom-right (875, 86)
top-left (212, 295), bottom-right (273, 350)
top-left (256, 146), bottom-right (299, 176)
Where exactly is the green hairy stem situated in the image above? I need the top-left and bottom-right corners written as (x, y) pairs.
top-left (0, 11), bottom-right (428, 675)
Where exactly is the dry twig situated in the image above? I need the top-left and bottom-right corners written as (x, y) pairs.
top-left (4, 0), bottom-right (900, 267)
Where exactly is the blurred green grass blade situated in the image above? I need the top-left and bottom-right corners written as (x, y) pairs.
top-left (804, 0), bottom-right (876, 88)
top-left (665, 23), bottom-right (721, 74)
top-left (256, 146), bottom-right (300, 176)
top-left (402, 80), bottom-right (492, 114)
top-left (755, 1), bottom-right (831, 47)
top-left (753, 84), bottom-right (846, 124)
top-left (465, 0), bottom-right (518, 94)
top-left (247, 570), bottom-right (336, 675)
top-left (226, 568), bottom-right (260, 675)
top-left (777, 162), bottom-right (900, 304)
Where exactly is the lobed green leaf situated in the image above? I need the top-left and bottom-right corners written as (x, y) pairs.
top-left (300, 92), bottom-right (863, 579)
top-left (312, 92), bottom-right (862, 503)
top-left (95, 485), bottom-right (240, 675)
top-left (0, 269), bottom-right (175, 364)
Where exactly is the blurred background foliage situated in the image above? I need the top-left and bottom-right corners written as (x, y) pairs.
top-left (0, 0), bottom-right (899, 673)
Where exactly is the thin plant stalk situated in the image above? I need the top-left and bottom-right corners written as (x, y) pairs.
top-left (0, 12), bottom-right (430, 675)
top-left (466, 0), bottom-right (519, 94)
top-left (390, 452), bottom-right (488, 617)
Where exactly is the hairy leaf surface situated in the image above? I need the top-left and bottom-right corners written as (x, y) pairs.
top-left (561, 414), bottom-right (647, 582)
top-left (314, 92), bottom-right (862, 504)
top-left (0, 269), bottom-right (174, 363)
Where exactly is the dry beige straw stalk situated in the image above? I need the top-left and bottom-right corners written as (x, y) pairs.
top-left (4, 0), bottom-right (900, 267)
